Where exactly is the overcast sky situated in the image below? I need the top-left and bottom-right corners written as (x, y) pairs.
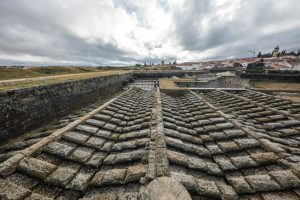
top-left (0, 0), bottom-right (299, 66)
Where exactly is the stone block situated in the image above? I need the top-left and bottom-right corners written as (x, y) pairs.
top-left (76, 125), bottom-right (99, 134)
top-left (171, 172), bottom-right (198, 193)
top-left (45, 166), bottom-right (78, 187)
top-left (234, 138), bottom-right (260, 149)
top-left (214, 155), bottom-right (237, 171)
top-left (125, 164), bottom-right (147, 182)
top-left (167, 150), bottom-right (188, 166)
top-left (68, 147), bottom-right (94, 163)
top-left (250, 152), bottom-right (278, 165)
top-left (67, 168), bottom-right (95, 191)
top-left (0, 178), bottom-right (31, 200)
top-left (90, 169), bottom-right (126, 186)
top-left (63, 132), bottom-right (89, 144)
top-left (226, 176), bottom-right (254, 194)
top-left (95, 129), bottom-right (111, 138)
top-left (17, 157), bottom-right (56, 179)
top-left (246, 174), bottom-right (281, 192)
top-left (230, 156), bottom-right (257, 169)
top-left (44, 142), bottom-right (75, 158)
top-left (269, 170), bottom-right (300, 189)
top-left (187, 156), bottom-right (208, 172)
top-left (195, 178), bottom-right (221, 199)
top-left (86, 119), bottom-right (106, 127)
top-left (85, 136), bottom-right (106, 149)
top-left (218, 141), bottom-right (240, 152)
top-left (87, 152), bottom-right (106, 167)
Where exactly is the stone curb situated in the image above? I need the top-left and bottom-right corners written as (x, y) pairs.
top-left (146, 88), bottom-right (170, 182)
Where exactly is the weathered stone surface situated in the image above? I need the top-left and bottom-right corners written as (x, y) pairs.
top-left (214, 155), bottom-right (237, 171)
top-left (45, 166), bottom-right (78, 187)
top-left (167, 150), bottom-right (188, 166)
top-left (234, 138), bottom-right (260, 149)
top-left (187, 156), bottom-right (208, 172)
top-left (90, 169), bottom-right (126, 186)
top-left (246, 174), bottom-right (281, 192)
top-left (230, 156), bottom-right (257, 169)
top-left (17, 157), bottom-right (56, 179)
top-left (93, 114), bottom-right (111, 121)
top-left (216, 183), bottom-right (239, 200)
top-left (217, 141), bottom-right (240, 152)
top-left (195, 178), bottom-right (221, 199)
top-left (86, 119), bottom-right (106, 127)
top-left (26, 193), bottom-right (54, 200)
top-left (87, 151), bottom-right (106, 167)
top-left (85, 136), bottom-right (106, 149)
top-left (269, 170), bottom-right (300, 189)
top-left (261, 191), bottom-right (300, 200)
top-left (206, 144), bottom-right (223, 155)
top-left (112, 140), bottom-right (137, 151)
top-left (76, 125), bottom-right (99, 134)
top-left (63, 132), bottom-right (89, 144)
top-left (44, 142), bottom-right (75, 158)
top-left (215, 122), bottom-right (234, 129)
top-left (67, 168), bottom-right (95, 191)
top-left (0, 178), bottom-right (31, 199)
top-left (223, 129), bottom-right (245, 138)
top-left (170, 172), bottom-right (198, 193)
top-left (103, 123), bottom-right (117, 131)
top-left (250, 152), bottom-right (278, 165)
top-left (68, 147), bottom-right (94, 163)
top-left (227, 176), bottom-right (254, 194)
top-left (6, 173), bottom-right (39, 190)
top-left (140, 177), bottom-right (192, 200)
top-left (125, 164), bottom-right (147, 182)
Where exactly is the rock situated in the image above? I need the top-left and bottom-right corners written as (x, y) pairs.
top-left (140, 176), bottom-right (191, 200)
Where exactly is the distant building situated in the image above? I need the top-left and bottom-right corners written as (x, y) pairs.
top-left (246, 61), bottom-right (266, 74)
top-left (272, 46), bottom-right (280, 57)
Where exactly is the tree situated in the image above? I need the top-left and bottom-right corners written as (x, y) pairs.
top-left (257, 51), bottom-right (262, 58)
top-left (144, 62), bottom-right (147, 67)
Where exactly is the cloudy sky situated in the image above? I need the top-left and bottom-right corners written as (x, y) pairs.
top-left (0, 0), bottom-right (299, 66)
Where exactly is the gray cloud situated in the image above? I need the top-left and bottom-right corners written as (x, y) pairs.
top-left (0, 0), bottom-right (299, 65)
top-left (173, 0), bottom-right (300, 59)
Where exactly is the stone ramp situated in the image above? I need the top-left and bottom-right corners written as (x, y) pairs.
top-left (199, 90), bottom-right (300, 159)
top-left (0, 92), bottom-right (119, 163)
top-left (0, 88), bottom-right (300, 199)
top-left (163, 91), bottom-right (300, 199)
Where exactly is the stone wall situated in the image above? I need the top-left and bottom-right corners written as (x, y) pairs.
top-left (0, 73), bottom-right (131, 142)
top-left (241, 73), bottom-right (300, 82)
top-left (133, 70), bottom-right (205, 79)
top-left (176, 77), bottom-right (250, 88)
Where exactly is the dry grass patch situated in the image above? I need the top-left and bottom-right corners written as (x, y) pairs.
top-left (0, 71), bottom-right (130, 91)
top-left (252, 81), bottom-right (300, 91)
top-left (159, 79), bottom-right (182, 90)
